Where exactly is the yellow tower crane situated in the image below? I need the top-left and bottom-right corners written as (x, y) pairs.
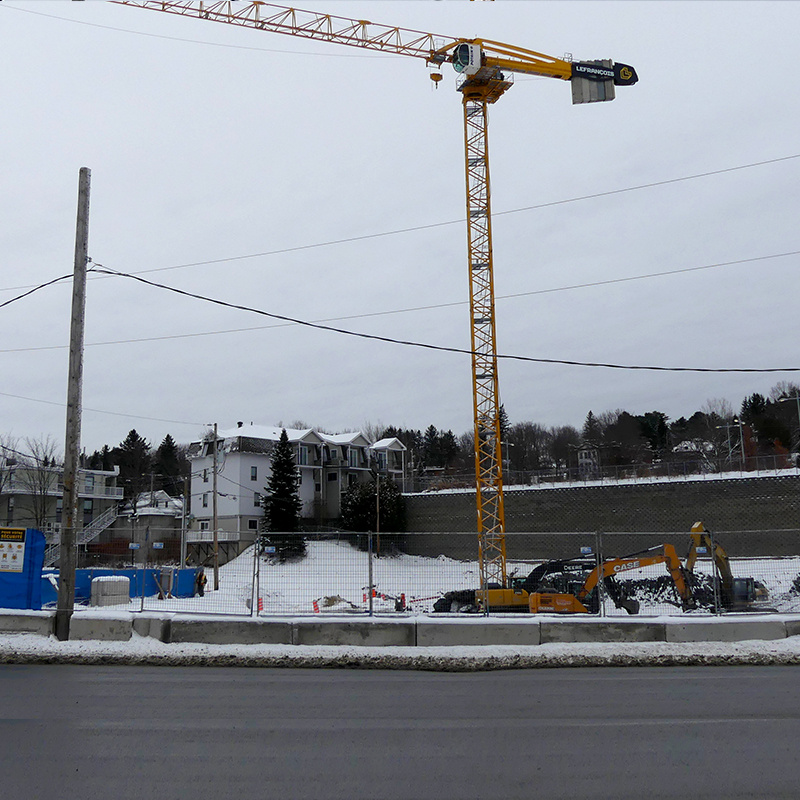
top-left (118, 1), bottom-right (638, 608)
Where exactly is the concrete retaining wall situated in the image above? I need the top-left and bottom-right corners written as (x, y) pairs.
top-left (2, 611), bottom-right (798, 646)
top-left (403, 473), bottom-right (800, 559)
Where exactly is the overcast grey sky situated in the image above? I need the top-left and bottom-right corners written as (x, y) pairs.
top-left (2, 0), bottom-right (799, 453)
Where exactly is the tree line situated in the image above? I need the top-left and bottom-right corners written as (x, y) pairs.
top-left (370, 381), bottom-right (800, 477)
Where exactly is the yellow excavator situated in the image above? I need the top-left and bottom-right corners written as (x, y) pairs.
top-left (433, 522), bottom-right (770, 614)
top-left (527, 543), bottom-right (694, 615)
top-left (434, 543), bottom-right (693, 614)
top-left (686, 521), bottom-right (769, 612)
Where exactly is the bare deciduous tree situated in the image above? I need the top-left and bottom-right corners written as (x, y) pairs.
top-left (17, 435), bottom-right (61, 530)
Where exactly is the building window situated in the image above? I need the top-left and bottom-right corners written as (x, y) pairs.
top-left (328, 473), bottom-right (338, 482)
top-left (376, 451), bottom-right (387, 470)
top-left (254, 492), bottom-right (261, 507)
top-left (85, 474), bottom-right (95, 492)
top-left (248, 519), bottom-right (259, 531)
top-left (315, 483), bottom-right (321, 492)
top-left (200, 520), bottom-right (209, 531)
top-left (202, 493), bottom-right (209, 508)
top-left (250, 466), bottom-right (257, 481)
top-left (348, 447), bottom-right (360, 468)
top-left (203, 468), bottom-right (209, 483)
top-left (298, 445), bottom-right (309, 466)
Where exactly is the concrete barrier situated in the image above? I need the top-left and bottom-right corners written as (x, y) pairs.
top-left (293, 619), bottom-right (415, 647)
top-left (540, 619), bottom-right (666, 644)
top-left (3, 608), bottom-right (798, 646)
top-left (0, 610), bottom-right (54, 636)
top-left (417, 618), bottom-right (541, 646)
top-left (785, 619), bottom-right (800, 638)
top-left (665, 618), bottom-right (787, 643)
top-left (132, 614), bottom-right (171, 642)
top-left (90, 576), bottom-right (131, 607)
top-left (69, 614), bottom-right (133, 641)
top-left (169, 618), bottom-right (292, 645)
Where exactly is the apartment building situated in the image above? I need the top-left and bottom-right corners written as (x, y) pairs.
top-left (187, 424), bottom-right (406, 558)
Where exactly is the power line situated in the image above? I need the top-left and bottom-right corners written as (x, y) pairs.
top-left (1, 248), bottom-right (797, 355)
top-left (1, 152), bottom-right (797, 295)
top-left (92, 265), bottom-right (800, 374)
top-left (0, 390), bottom-right (204, 427)
top-left (0, 275), bottom-right (73, 309)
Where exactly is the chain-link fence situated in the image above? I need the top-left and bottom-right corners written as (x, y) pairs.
top-left (248, 530), bottom-right (800, 617)
top-left (408, 458), bottom-right (800, 493)
top-left (36, 529), bottom-right (800, 618)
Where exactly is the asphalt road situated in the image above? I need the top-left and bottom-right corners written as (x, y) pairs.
top-left (2, 664), bottom-right (798, 799)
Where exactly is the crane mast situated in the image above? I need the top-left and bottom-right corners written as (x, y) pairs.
top-left (117, 1), bottom-right (637, 604)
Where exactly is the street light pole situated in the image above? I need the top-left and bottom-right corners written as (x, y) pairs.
top-left (733, 417), bottom-right (747, 471)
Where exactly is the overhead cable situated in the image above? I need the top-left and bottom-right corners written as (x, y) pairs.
top-left (91, 265), bottom-right (800, 374)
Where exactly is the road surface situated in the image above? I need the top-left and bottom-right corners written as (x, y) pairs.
top-left (2, 664), bottom-right (798, 799)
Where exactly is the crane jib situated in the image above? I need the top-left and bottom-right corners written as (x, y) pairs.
top-left (572, 61), bottom-right (638, 86)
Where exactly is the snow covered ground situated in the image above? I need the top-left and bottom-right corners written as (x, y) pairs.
top-left (84, 540), bottom-right (800, 618)
top-left (6, 542), bottom-right (800, 668)
top-left (1, 629), bottom-right (800, 669)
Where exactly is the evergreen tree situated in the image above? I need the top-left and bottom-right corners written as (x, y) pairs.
top-left (340, 478), bottom-right (406, 553)
top-left (260, 429), bottom-right (304, 561)
top-left (153, 434), bottom-right (187, 496)
top-left (639, 411), bottom-right (669, 457)
top-left (421, 424), bottom-right (440, 467)
top-left (582, 411), bottom-right (602, 446)
top-left (498, 403), bottom-right (511, 443)
top-left (111, 429), bottom-right (152, 503)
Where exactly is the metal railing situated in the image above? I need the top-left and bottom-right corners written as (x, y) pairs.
top-left (407, 456), bottom-right (799, 493)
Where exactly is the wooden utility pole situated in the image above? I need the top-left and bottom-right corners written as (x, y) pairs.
top-left (55, 167), bottom-right (91, 642)
top-left (212, 422), bottom-right (219, 590)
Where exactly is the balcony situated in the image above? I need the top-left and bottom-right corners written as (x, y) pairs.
top-left (186, 530), bottom-right (241, 543)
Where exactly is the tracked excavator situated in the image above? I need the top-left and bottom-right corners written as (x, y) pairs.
top-left (686, 521), bottom-right (770, 611)
top-left (433, 523), bottom-right (770, 614)
top-left (434, 543), bottom-right (694, 614)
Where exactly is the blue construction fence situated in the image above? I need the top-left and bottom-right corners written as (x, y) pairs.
top-left (40, 567), bottom-right (200, 607)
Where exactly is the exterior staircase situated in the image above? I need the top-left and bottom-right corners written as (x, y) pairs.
top-left (43, 504), bottom-right (119, 568)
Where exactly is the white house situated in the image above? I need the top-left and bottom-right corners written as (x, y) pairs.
top-left (186, 423), bottom-right (406, 561)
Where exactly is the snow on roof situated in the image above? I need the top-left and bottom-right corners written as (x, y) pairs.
top-left (215, 424), bottom-right (320, 444)
top-left (122, 490), bottom-right (183, 516)
top-left (371, 437), bottom-right (406, 451)
top-left (318, 431), bottom-right (370, 446)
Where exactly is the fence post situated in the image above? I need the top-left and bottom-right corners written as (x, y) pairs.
top-left (367, 532), bottom-right (374, 617)
top-left (250, 538), bottom-right (259, 618)
top-left (595, 531), bottom-right (605, 617)
top-left (708, 527), bottom-right (722, 615)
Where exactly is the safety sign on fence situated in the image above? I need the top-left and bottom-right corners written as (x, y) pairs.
top-left (0, 528), bottom-right (27, 573)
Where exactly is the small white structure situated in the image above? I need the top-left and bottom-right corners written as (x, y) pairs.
top-left (90, 575), bottom-right (130, 607)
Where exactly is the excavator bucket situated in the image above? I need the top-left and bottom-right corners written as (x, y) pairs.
top-left (618, 597), bottom-right (640, 615)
